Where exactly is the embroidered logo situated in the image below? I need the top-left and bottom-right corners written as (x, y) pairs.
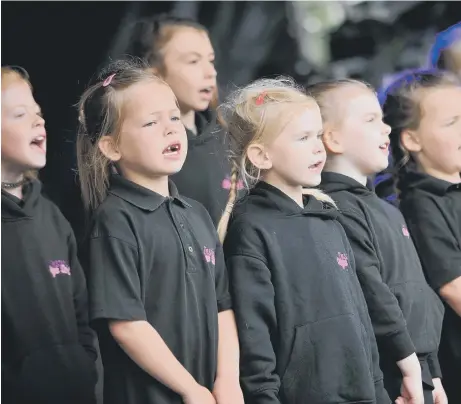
top-left (49, 260), bottom-right (71, 278)
top-left (402, 226), bottom-right (410, 238)
top-left (203, 247), bottom-right (216, 265)
top-left (222, 176), bottom-right (244, 191)
top-left (336, 253), bottom-right (349, 270)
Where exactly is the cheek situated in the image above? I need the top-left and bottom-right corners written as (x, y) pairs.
top-left (165, 66), bottom-right (196, 91)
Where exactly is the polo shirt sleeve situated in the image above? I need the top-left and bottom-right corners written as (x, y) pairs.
top-left (214, 243), bottom-right (232, 312)
top-left (87, 234), bottom-right (147, 323)
top-left (404, 197), bottom-right (461, 291)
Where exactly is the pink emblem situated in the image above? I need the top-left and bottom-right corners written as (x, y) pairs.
top-left (222, 176), bottom-right (244, 191)
top-left (203, 247), bottom-right (216, 265)
top-left (402, 226), bottom-right (410, 238)
top-left (337, 253), bottom-right (349, 270)
top-left (49, 260), bottom-right (71, 278)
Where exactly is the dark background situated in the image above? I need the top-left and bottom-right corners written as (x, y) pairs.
top-left (3, 1), bottom-right (461, 238)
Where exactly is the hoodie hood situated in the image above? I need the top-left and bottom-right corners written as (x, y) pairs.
top-left (399, 170), bottom-right (460, 196)
top-left (185, 109), bottom-right (220, 148)
top-left (320, 172), bottom-right (375, 196)
top-left (2, 180), bottom-right (42, 220)
top-left (232, 181), bottom-right (339, 222)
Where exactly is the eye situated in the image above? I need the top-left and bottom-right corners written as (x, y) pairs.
top-left (14, 112), bottom-right (26, 118)
top-left (317, 132), bottom-right (324, 139)
top-left (209, 59), bottom-right (215, 65)
top-left (171, 116), bottom-right (181, 122)
top-left (188, 60), bottom-right (199, 65)
top-left (444, 117), bottom-right (458, 127)
top-left (143, 121), bottom-right (157, 127)
top-left (299, 135), bottom-right (309, 141)
top-left (366, 116), bottom-right (375, 123)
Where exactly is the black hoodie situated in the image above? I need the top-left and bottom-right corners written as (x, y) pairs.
top-left (320, 172), bottom-right (444, 382)
top-left (223, 181), bottom-right (390, 404)
top-left (1, 180), bottom-right (97, 404)
top-left (399, 172), bottom-right (461, 375)
top-left (171, 110), bottom-right (235, 226)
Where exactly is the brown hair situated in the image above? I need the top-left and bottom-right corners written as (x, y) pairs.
top-left (76, 58), bottom-right (167, 212)
top-left (125, 15), bottom-right (219, 110)
top-left (2, 65), bottom-right (37, 180)
top-left (382, 69), bottom-right (461, 196)
top-left (216, 76), bottom-right (335, 242)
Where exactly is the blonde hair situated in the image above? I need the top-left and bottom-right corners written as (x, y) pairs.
top-left (76, 58), bottom-right (168, 212)
top-left (217, 76), bottom-right (335, 242)
top-left (1, 66), bottom-right (37, 180)
top-left (307, 79), bottom-right (373, 124)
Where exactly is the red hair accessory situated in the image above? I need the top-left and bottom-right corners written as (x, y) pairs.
top-left (255, 91), bottom-right (267, 106)
top-left (102, 74), bottom-right (116, 87)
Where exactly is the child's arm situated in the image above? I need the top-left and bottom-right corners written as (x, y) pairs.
top-left (68, 230), bottom-right (98, 361)
top-left (109, 320), bottom-right (215, 403)
top-left (212, 244), bottom-right (244, 403)
top-left (405, 198), bottom-right (461, 317)
top-left (87, 230), bottom-right (214, 404)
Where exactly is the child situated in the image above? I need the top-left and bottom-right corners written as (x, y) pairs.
top-left (309, 79), bottom-right (446, 404)
top-left (76, 59), bottom-right (243, 404)
top-left (122, 15), bottom-right (236, 225)
top-left (218, 77), bottom-right (391, 404)
top-left (384, 70), bottom-right (461, 403)
top-left (1, 65), bottom-right (97, 404)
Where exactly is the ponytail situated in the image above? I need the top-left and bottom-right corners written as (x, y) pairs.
top-left (217, 164), bottom-right (240, 243)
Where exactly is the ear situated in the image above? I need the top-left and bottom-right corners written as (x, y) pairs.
top-left (322, 122), bottom-right (344, 154)
top-left (247, 143), bottom-right (272, 170)
top-left (98, 135), bottom-right (121, 162)
top-left (400, 129), bottom-right (422, 153)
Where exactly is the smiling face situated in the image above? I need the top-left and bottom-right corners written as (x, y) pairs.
top-left (325, 86), bottom-right (391, 176)
top-left (404, 85), bottom-right (461, 179)
top-left (1, 73), bottom-right (46, 179)
top-left (160, 27), bottom-right (217, 113)
top-left (98, 80), bottom-right (188, 184)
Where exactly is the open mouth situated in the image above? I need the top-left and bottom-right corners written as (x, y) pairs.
top-left (379, 142), bottom-right (389, 152)
top-left (309, 160), bottom-right (324, 170)
top-left (162, 142), bottom-right (181, 155)
top-left (30, 135), bottom-right (46, 152)
top-left (199, 87), bottom-right (214, 95)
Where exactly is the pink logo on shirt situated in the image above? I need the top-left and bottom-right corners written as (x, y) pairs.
top-left (203, 247), bottom-right (216, 265)
top-left (49, 260), bottom-right (71, 278)
top-left (402, 226), bottom-right (410, 238)
top-left (222, 176), bottom-right (244, 191)
top-left (337, 253), bottom-right (349, 270)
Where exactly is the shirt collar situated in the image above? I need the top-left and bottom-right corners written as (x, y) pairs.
top-left (109, 175), bottom-right (191, 212)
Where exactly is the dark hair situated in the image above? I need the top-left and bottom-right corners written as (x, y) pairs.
top-left (124, 14), bottom-right (218, 110)
top-left (380, 69), bottom-right (461, 197)
top-left (76, 58), bottom-right (167, 211)
top-left (125, 14), bottom-right (208, 73)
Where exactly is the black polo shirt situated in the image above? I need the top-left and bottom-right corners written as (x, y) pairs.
top-left (399, 171), bottom-right (461, 372)
top-left (84, 175), bottom-right (232, 404)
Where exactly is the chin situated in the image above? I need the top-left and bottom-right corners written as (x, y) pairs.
top-left (303, 175), bottom-right (322, 187)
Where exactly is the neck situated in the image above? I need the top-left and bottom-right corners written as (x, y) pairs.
top-left (324, 157), bottom-right (368, 186)
top-left (421, 165), bottom-right (461, 184)
top-left (262, 175), bottom-right (304, 207)
top-left (1, 166), bottom-right (25, 199)
top-left (181, 109), bottom-right (196, 135)
top-left (122, 171), bottom-right (170, 197)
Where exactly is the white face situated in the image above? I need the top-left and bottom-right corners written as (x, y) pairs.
top-left (108, 80), bottom-right (188, 182)
top-left (339, 88), bottom-right (392, 176)
top-left (1, 78), bottom-right (47, 177)
top-left (161, 27), bottom-right (217, 113)
top-left (415, 86), bottom-right (461, 177)
top-left (263, 105), bottom-right (326, 192)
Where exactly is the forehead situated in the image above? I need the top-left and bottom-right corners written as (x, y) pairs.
top-left (123, 80), bottom-right (178, 115)
top-left (280, 104), bottom-right (322, 134)
top-left (340, 86), bottom-right (381, 115)
top-left (1, 79), bottom-right (36, 108)
top-left (162, 27), bottom-right (213, 56)
top-left (420, 86), bottom-right (461, 117)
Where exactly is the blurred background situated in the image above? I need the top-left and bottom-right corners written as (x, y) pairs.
top-left (3, 1), bottom-right (461, 231)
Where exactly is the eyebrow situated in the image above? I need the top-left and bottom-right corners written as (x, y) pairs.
top-left (148, 109), bottom-right (180, 115)
top-left (181, 51), bottom-right (215, 58)
top-left (13, 103), bottom-right (42, 113)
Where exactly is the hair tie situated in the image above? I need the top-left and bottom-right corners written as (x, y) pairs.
top-left (255, 91), bottom-right (267, 106)
top-left (102, 74), bottom-right (116, 87)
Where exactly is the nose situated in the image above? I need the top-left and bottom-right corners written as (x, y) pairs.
top-left (204, 61), bottom-right (217, 79)
top-left (34, 113), bottom-right (45, 128)
top-left (314, 137), bottom-right (326, 154)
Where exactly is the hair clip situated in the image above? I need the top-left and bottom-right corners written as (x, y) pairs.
top-left (255, 91), bottom-right (267, 106)
top-left (102, 73), bottom-right (116, 87)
